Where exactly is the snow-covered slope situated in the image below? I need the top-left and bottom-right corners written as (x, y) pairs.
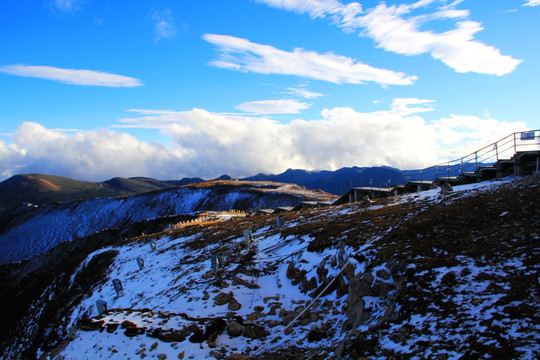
top-left (0, 181), bottom-right (333, 264)
top-left (21, 176), bottom-right (536, 360)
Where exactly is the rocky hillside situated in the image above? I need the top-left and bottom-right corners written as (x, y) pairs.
top-left (1, 176), bottom-right (538, 359)
top-left (0, 180), bottom-right (335, 264)
top-left (0, 173), bottom-right (202, 213)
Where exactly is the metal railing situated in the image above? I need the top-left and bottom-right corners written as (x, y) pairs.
top-left (353, 130), bottom-right (540, 188)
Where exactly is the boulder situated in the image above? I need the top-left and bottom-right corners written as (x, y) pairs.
top-left (227, 320), bottom-right (243, 337)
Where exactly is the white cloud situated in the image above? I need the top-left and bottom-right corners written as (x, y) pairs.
top-left (524, 0), bottom-right (540, 6)
top-left (203, 34), bottom-right (417, 86)
top-left (254, 0), bottom-right (347, 18)
top-left (391, 98), bottom-right (435, 116)
top-left (285, 87), bottom-right (324, 99)
top-left (255, 0), bottom-right (522, 75)
top-left (1, 105), bottom-right (527, 181)
top-left (52, 0), bottom-right (80, 13)
top-left (236, 99), bottom-right (311, 114)
top-left (0, 65), bottom-right (143, 87)
top-left (152, 9), bottom-right (177, 42)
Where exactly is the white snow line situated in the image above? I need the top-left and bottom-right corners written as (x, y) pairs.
top-left (250, 258), bottom-right (352, 357)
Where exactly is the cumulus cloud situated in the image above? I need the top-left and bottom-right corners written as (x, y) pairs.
top-left (236, 99), bottom-right (311, 114)
top-left (255, 0), bottom-right (521, 75)
top-left (1, 122), bottom-right (180, 181)
top-left (1, 104), bottom-right (527, 181)
top-left (152, 9), bottom-right (177, 42)
top-left (524, 0), bottom-right (540, 6)
top-left (203, 34), bottom-right (417, 86)
top-left (0, 65), bottom-right (143, 87)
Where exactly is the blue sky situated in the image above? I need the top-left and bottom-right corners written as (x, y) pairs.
top-left (1, 0), bottom-right (539, 181)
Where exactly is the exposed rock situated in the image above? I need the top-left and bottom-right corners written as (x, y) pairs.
top-left (316, 259), bottom-right (328, 283)
top-left (124, 325), bottom-right (146, 337)
top-left (286, 260), bottom-right (306, 286)
top-left (204, 318), bottom-right (226, 343)
top-left (266, 320), bottom-right (282, 328)
top-left (226, 320), bottom-right (243, 337)
top-left (246, 312), bottom-right (259, 321)
top-left (375, 268), bottom-right (390, 281)
top-left (243, 324), bottom-right (269, 340)
top-left (263, 296), bottom-right (280, 303)
top-left (343, 263), bottom-right (356, 281)
top-left (307, 327), bottom-right (328, 342)
top-left (232, 275), bottom-right (260, 289)
top-left (77, 318), bottom-right (104, 331)
top-left (228, 298), bottom-right (242, 311)
top-left (301, 276), bottom-right (318, 293)
top-left (336, 275), bottom-right (349, 298)
top-left (213, 292), bottom-right (232, 306)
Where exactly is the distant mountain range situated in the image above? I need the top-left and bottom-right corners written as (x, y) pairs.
top-left (241, 166), bottom-right (405, 195)
top-left (0, 167), bottom-right (405, 213)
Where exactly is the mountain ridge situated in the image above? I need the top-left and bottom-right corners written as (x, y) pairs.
top-left (0, 167), bottom-right (404, 213)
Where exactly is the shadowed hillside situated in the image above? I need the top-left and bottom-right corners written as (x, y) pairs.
top-left (1, 175), bottom-right (537, 359)
top-left (0, 174), bottom-right (203, 213)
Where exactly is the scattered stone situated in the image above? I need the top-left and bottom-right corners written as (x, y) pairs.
top-left (389, 333), bottom-right (406, 343)
top-left (106, 323), bottom-right (119, 333)
top-left (121, 320), bottom-right (138, 329)
top-left (243, 324), bottom-right (269, 340)
top-left (178, 351), bottom-right (185, 359)
top-left (150, 342), bottom-right (159, 351)
top-left (227, 320), bottom-right (244, 337)
top-left (205, 318), bottom-right (227, 343)
top-left (213, 292), bottom-right (233, 306)
top-left (157, 354), bottom-right (167, 360)
top-left (246, 312), bottom-right (259, 321)
top-left (228, 299), bottom-right (242, 311)
top-left (263, 296), bottom-right (279, 303)
top-left (266, 320), bottom-right (282, 328)
top-left (375, 268), bottom-right (390, 281)
top-left (308, 326), bottom-right (329, 342)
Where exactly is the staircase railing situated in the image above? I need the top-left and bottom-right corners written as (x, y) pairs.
top-left (355, 129), bottom-right (540, 187)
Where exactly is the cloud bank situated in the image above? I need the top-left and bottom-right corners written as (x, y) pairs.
top-left (0, 65), bottom-right (143, 87)
top-left (255, 0), bottom-right (522, 75)
top-left (0, 102), bottom-right (526, 181)
top-left (203, 34), bottom-right (417, 86)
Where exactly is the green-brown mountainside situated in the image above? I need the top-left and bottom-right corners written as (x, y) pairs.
top-left (0, 174), bottom-right (202, 213)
